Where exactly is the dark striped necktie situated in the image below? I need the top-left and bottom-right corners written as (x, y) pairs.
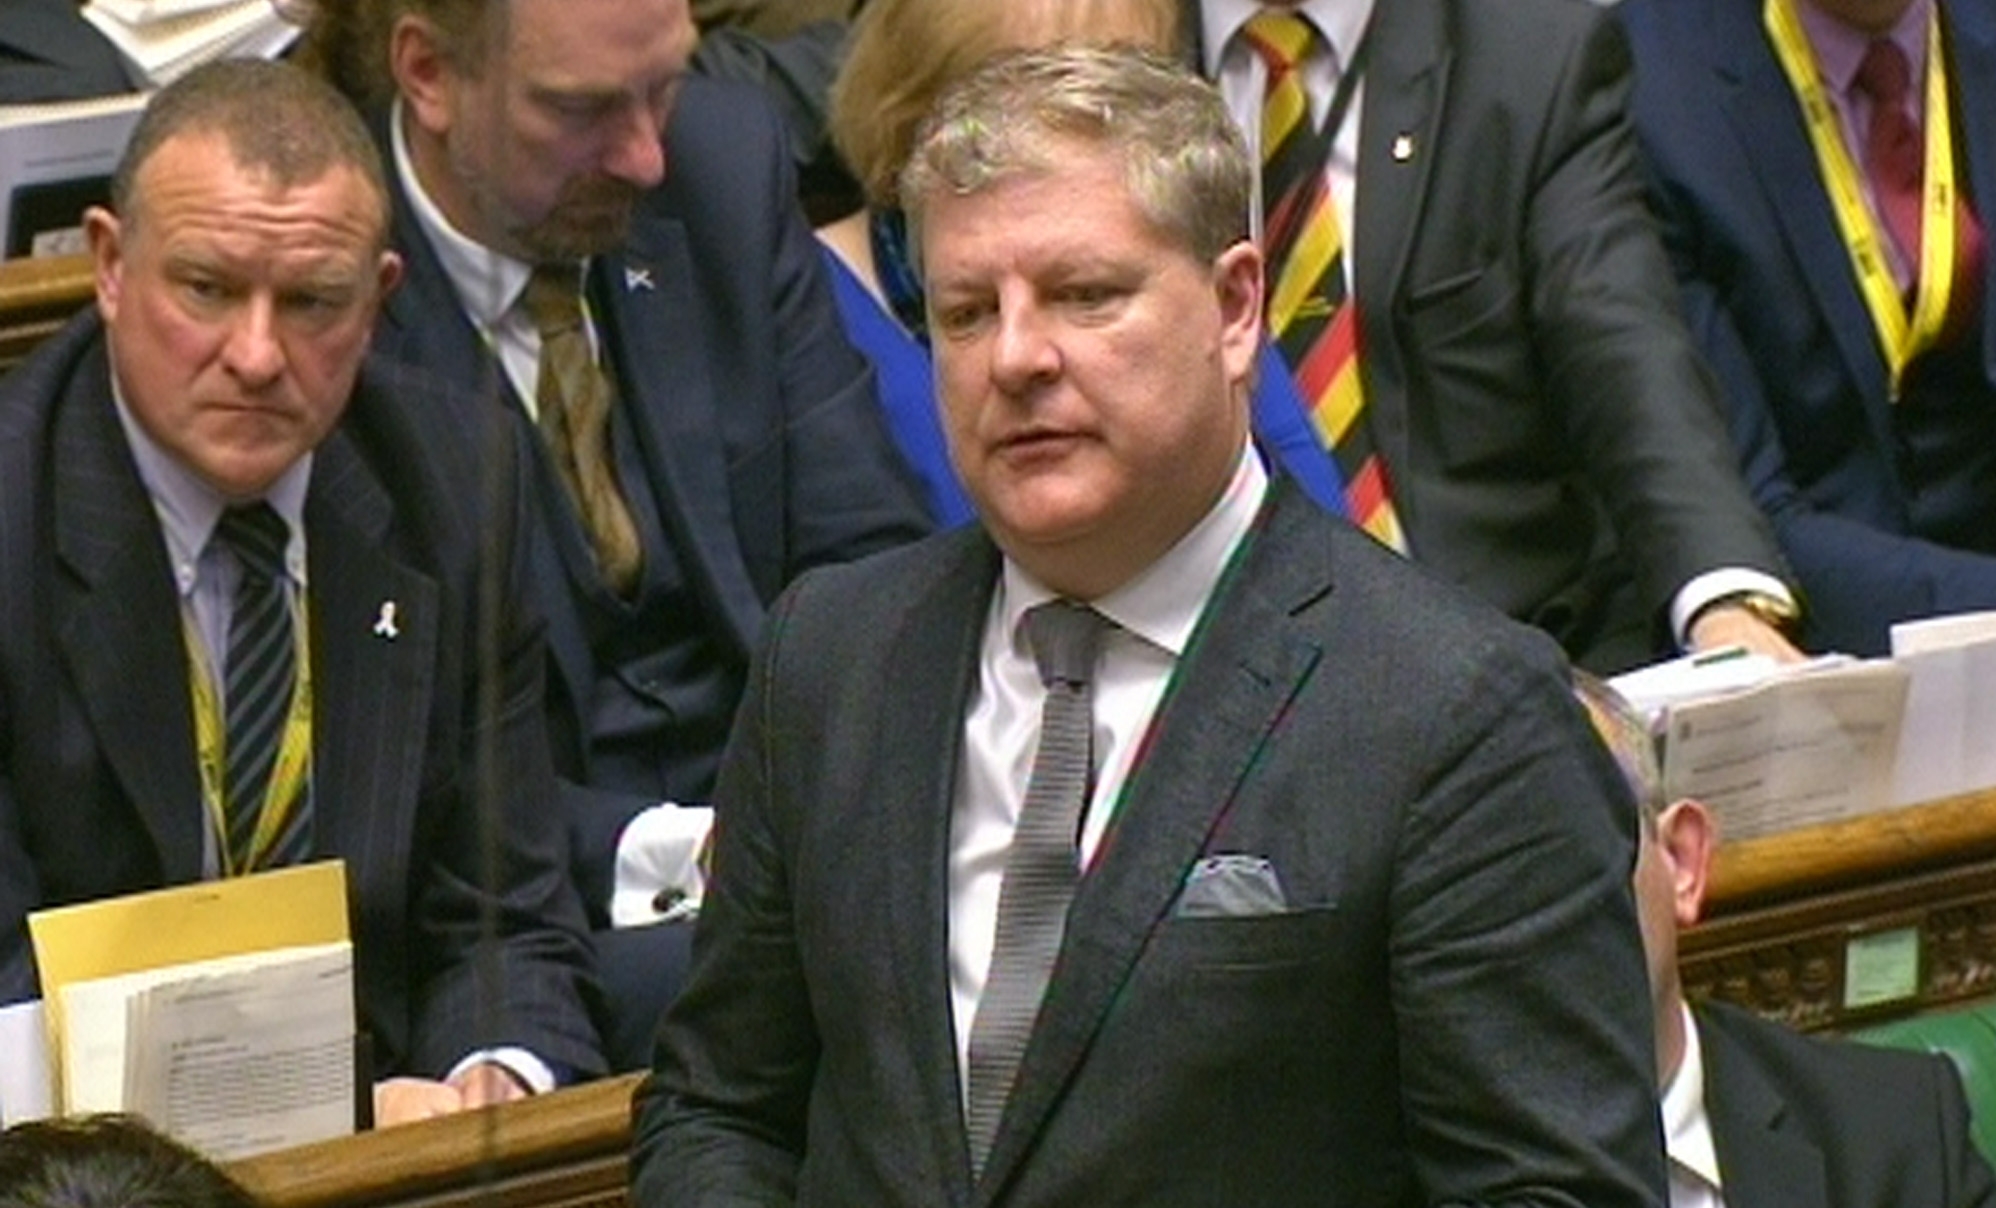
top-left (215, 502), bottom-right (309, 873)
top-left (1246, 8), bottom-right (1405, 551)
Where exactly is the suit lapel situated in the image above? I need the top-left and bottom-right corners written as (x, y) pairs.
top-left (1351, 0), bottom-right (1450, 483)
top-left (594, 215), bottom-right (764, 659)
top-left (1696, 1007), bottom-right (1828, 1208)
top-left (1714, 0), bottom-right (1894, 421)
top-left (376, 164), bottom-right (600, 766)
top-left (51, 348), bottom-right (205, 881)
top-left (304, 429), bottom-right (439, 875)
top-left (974, 487), bottom-right (1330, 1200)
top-left (877, 532), bottom-right (999, 1206)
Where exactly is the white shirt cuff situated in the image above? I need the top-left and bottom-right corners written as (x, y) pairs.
top-left (1670, 568), bottom-right (1796, 649)
top-left (446, 1046), bottom-right (554, 1095)
top-left (610, 803), bottom-right (713, 927)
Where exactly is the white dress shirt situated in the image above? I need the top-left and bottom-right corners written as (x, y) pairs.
top-left (1663, 1001), bottom-right (1727, 1208)
top-left (947, 443), bottom-right (1269, 1083)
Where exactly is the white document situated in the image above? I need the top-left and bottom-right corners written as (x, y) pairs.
top-left (60, 941), bottom-right (354, 1158)
top-left (0, 999), bottom-right (54, 1125)
top-left (81, 0), bottom-right (301, 87)
top-left (90, 0), bottom-right (252, 22)
top-left (1661, 660), bottom-right (1909, 841)
top-left (1607, 645), bottom-right (1788, 725)
top-left (1890, 612), bottom-right (1996, 805)
top-left (126, 944), bottom-right (354, 1160)
top-left (0, 92), bottom-right (148, 260)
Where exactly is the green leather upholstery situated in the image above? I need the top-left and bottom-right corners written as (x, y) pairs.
top-left (1855, 1002), bottom-right (1996, 1166)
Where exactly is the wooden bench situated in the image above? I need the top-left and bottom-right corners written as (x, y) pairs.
top-left (0, 253), bottom-right (93, 377)
top-left (1686, 786), bottom-right (1996, 1031)
top-left (225, 1073), bottom-right (642, 1208)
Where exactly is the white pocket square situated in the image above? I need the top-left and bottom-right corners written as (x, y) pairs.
top-left (1172, 854), bottom-right (1288, 918)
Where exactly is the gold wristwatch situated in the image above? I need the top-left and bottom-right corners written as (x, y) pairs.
top-left (1699, 590), bottom-right (1801, 637)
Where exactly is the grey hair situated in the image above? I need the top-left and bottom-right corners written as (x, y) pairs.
top-left (898, 44), bottom-right (1250, 269)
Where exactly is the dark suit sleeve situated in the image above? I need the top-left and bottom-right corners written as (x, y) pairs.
top-left (741, 93), bottom-right (933, 581)
top-left (401, 397), bottom-right (606, 1081)
top-left (1923, 1049), bottom-right (1996, 1208)
top-left (1673, 260), bottom-right (1996, 654)
top-left (1388, 632), bottom-right (1667, 1207)
top-left (632, 579), bottom-right (818, 1201)
top-left (0, 708), bottom-right (43, 1005)
top-left (1521, 12), bottom-right (1789, 621)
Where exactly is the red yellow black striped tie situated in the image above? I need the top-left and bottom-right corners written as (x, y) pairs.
top-left (1246, 10), bottom-right (1404, 551)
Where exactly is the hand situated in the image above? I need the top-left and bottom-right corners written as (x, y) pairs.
top-left (372, 1077), bottom-right (465, 1127)
top-left (450, 1060), bottom-right (532, 1110)
top-left (1686, 604), bottom-right (1805, 664)
top-left (372, 1064), bottom-right (530, 1127)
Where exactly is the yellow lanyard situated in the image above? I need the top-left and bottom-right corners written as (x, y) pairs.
top-left (183, 600), bottom-right (315, 878)
top-left (1764, 0), bottom-right (1958, 397)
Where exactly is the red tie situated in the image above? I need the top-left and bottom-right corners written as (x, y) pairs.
top-left (1854, 39), bottom-right (1924, 276)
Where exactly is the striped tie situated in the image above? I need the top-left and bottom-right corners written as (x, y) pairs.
top-left (216, 503), bottom-right (309, 873)
top-left (1246, 10), bottom-right (1405, 551)
top-left (521, 264), bottom-right (645, 595)
top-left (964, 600), bottom-right (1109, 1178)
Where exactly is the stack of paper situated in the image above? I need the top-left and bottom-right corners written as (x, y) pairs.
top-left (27, 862), bottom-right (357, 1160)
top-left (81, 0), bottom-right (302, 88)
top-left (1890, 611), bottom-right (1996, 806)
top-left (1612, 651), bottom-right (1912, 842)
top-left (1656, 660), bottom-right (1909, 841)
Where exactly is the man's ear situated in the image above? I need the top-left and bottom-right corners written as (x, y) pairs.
top-left (84, 206), bottom-right (124, 324)
top-left (1656, 798), bottom-right (1717, 929)
top-left (1213, 239), bottom-right (1264, 388)
top-left (390, 14), bottom-right (456, 136)
top-left (375, 249), bottom-right (404, 301)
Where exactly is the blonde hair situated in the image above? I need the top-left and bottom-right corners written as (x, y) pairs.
top-left (900, 45), bottom-right (1250, 267)
top-left (829, 0), bottom-right (1179, 209)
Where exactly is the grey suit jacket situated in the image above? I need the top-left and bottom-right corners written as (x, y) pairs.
top-left (0, 316), bottom-right (604, 1080)
top-left (633, 481), bottom-right (1666, 1206)
top-left (1190, 0), bottom-right (1790, 672)
top-left (1697, 1001), bottom-right (1996, 1208)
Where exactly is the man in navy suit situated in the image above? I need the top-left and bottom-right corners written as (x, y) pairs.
top-left (336, 0), bottom-right (932, 1066)
top-left (1619, 0), bottom-right (1996, 656)
top-left (1577, 673), bottom-right (1996, 1207)
top-left (634, 46), bottom-right (1665, 1206)
top-left (0, 59), bottom-right (601, 1127)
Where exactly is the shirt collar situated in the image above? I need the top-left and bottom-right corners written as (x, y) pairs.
top-left (1663, 1001), bottom-right (1724, 1195)
top-left (392, 98), bottom-right (537, 328)
top-left (1202, 0), bottom-right (1378, 79)
top-left (1798, 0), bottom-right (1931, 98)
top-left (998, 440), bottom-right (1269, 660)
top-left (109, 368), bottom-right (312, 593)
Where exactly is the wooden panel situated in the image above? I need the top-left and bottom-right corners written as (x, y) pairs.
top-left (1688, 787), bottom-right (1996, 1031)
top-left (0, 253), bottom-right (94, 375)
top-left (1707, 786), bottom-right (1996, 912)
top-left (225, 1073), bottom-right (641, 1208)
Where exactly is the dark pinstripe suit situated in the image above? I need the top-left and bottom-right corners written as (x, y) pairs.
top-left (0, 315), bottom-right (604, 1080)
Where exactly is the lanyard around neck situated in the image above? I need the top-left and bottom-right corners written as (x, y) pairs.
top-left (1763, 0), bottom-right (1957, 397)
top-left (183, 602), bottom-right (315, 878)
